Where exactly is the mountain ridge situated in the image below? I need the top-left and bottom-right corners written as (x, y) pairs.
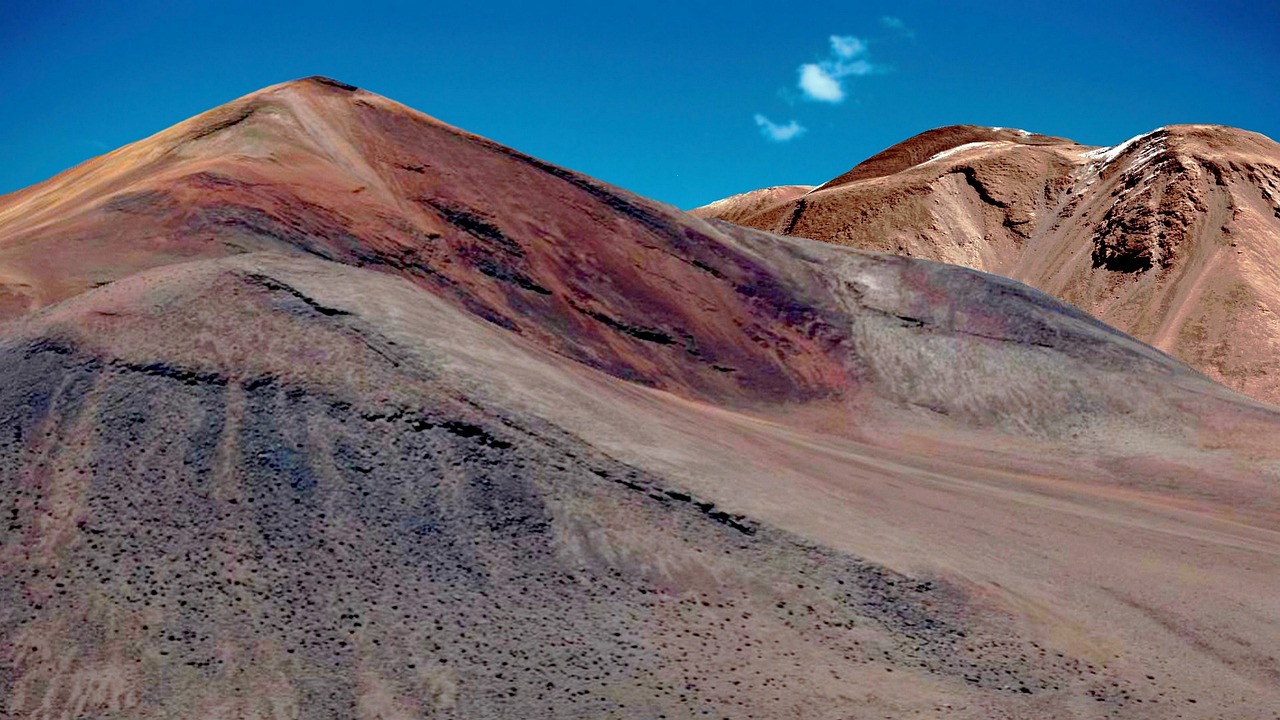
top-left (694, 122), bottom-right (1280, 405)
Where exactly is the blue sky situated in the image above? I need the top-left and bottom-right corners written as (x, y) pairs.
top-left (3, 0), bottom-right (1278, 209)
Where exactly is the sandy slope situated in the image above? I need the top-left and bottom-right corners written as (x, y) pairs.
top-left (694, 124), bottom-right (1280, 405)
top-left (2, 80), bottom-right (1280, 719)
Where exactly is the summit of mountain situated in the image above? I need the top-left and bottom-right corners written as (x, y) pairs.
top-left (816, 124), bottom-right (1079, 190)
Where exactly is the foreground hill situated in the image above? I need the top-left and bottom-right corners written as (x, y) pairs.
top-left (694, 123), bottom-right (1280, 405)
top-left (3, 79), bottom-right (1280, 719)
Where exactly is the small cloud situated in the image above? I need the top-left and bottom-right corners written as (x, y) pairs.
top-left (797, 35), bottom-right (883, 104)
top-left (754, 114), bottom-right (806, 142)
top-left (830, 35), bottom-right (867, 59)
top-left (798, 64), bottom-right (843, 103)
top-left (881, 16), bottom-right (915, 38)
top-left (841, 59), bottom-right (877, 76)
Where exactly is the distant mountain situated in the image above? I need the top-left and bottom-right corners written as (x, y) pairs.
top-left (3, 81), bottom-right (1280, 719)
top-left (694, 123), bottom-right (1280, 405)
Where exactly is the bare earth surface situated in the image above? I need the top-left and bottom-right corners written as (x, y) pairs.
top-left (693, 123), bottom-right (1280, 405)
top-left (3, 79), bottom-right (1280, 719)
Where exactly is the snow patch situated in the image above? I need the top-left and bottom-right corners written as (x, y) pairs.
top-left (925, 141), bottom-right (999, 165)
top-left (1074, 128), bottom-right (1170, 196)
top-left (1081, 127), bottom-right (1167, 170)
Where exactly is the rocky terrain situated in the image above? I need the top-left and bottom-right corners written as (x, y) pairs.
top-left (3, 79), bottom-right (1280, 719)
top-left (694, 123), bottom-right (1280, 405)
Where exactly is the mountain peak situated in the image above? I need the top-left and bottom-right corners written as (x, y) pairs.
top-left (816, 124), bottom-right (1078, 191)
top-left (236, 75), bottom-right (365, 100)
top-left (295, 74), bottom-right (361, 92)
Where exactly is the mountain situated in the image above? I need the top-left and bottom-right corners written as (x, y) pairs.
top-left (3, 79), bottom-right (1280, 719)
top-left (693, 123), bottom-right (1280, 405)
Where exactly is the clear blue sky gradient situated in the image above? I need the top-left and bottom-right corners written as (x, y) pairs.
top-left (3, 0), bottom-right (1278, 209)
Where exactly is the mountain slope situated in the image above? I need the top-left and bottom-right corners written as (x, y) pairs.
top-left (0, 76), bottom-right (845, 405)
top-left (3, 80), bottom-right (1280, 719)
top-left (693, 124), bottom-right (1280, 404)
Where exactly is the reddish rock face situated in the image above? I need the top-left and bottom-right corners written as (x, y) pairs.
top-left (0, 77), bottom-right (855, 405)
top-left (694, 123), bottom-right (1280, 405)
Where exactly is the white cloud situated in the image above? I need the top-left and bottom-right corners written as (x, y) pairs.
top-left (797, 35), bottom-right (881, 103)
top-left (798, 64), bottom-right (843, 103)
top-left (829, 35), bottom-right (866, 59)
top-left (754, 114), bottom-right (806, 142)
top-left (755, 30), bottom-right (897, 139)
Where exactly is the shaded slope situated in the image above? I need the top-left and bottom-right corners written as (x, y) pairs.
top-left (693, 123), bottom-right (1280, 404)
